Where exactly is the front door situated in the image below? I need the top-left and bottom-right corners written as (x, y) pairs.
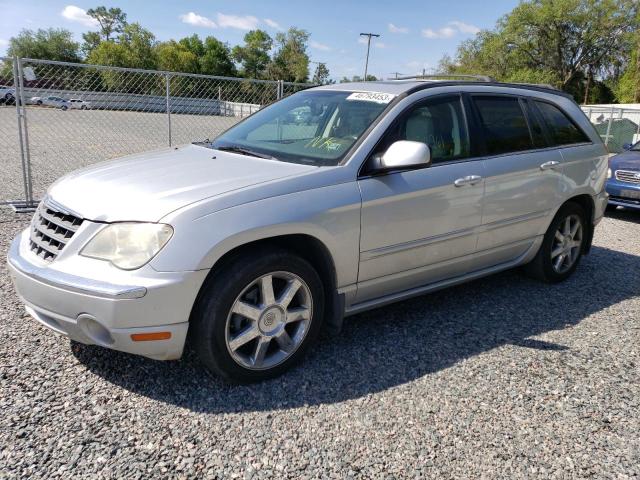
top-left (356, 95), bottom-right (485, 302)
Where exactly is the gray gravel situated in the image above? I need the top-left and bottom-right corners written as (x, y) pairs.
top-left (1, 207), bottom-right (639, 479)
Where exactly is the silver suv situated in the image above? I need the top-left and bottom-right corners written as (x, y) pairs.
top-left (8, 79), bottom-right (608, 382)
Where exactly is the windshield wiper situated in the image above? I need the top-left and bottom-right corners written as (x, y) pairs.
top-left (214, 145), bottom-right (277, 160)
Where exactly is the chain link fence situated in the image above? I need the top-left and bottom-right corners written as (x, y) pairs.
top-left (582, 106), bottom-right (640, 153)
top-left (0, 57), bottom-right (314, 209)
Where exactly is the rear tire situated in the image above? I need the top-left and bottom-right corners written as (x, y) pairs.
top-left (190, 248), bottom-right (324, 383)
top-left (524, 202), bottom-right (587, 283)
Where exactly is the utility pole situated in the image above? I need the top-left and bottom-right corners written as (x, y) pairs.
top-left (359, 32), bottom-right (380, 81)
top-left (389, 72), bottom-right (404, 80)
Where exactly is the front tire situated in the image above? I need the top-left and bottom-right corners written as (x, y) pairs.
top-left (190, 248), bottom-right (324, 383)
top-left (524, 202), bottom-right (587, 283)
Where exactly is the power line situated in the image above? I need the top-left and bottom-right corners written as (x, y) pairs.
top-left (359, 32), bottom-right (380, 81)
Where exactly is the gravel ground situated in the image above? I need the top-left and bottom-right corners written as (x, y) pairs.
top-left (0, 207), bottom-right (639, 479)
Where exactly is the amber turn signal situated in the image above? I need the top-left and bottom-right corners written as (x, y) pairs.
top-left (130, 332), bottom-right (172, 341)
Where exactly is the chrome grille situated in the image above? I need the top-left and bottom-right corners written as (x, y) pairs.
top-left (29, 203), bottom-right (83, 261)
top-left (615, 169), bottom-right (640, 185)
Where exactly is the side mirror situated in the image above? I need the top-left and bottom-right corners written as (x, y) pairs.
top-left (372, 140), bottom-right (431, 173)
top-left (623, 143), bottom-right (632, 151)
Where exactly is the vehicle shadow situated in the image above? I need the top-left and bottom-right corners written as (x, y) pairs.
top-left (72, 245), bottom-right (640, 413)
top-left (606, 207), bottom-right (640, 224)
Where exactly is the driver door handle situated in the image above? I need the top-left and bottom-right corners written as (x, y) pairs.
top-left (454, 175), bottom-right (483, 187)
top-left (540, 160), bottom-right (560, 170)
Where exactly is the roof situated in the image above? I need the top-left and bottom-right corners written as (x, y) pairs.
top-left (312, 80), bottom-right (572, 99)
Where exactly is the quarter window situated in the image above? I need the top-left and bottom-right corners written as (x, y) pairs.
top-left (473, 96), bottom-right (532, 155)
top-left (535, 101), bottom-right (590, 146)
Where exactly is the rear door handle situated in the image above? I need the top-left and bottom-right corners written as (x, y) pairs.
top-left (454, 175), bottom-right (483, 187)
top-left (540, 160), bottom-right (560, 171)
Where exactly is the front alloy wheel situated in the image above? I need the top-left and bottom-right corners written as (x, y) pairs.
top-left (225, 272), bottom-right (312, 370)
top-left (190, 248), bottom-right (324, 383)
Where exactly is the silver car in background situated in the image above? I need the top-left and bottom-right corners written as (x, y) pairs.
top-left (8, 79), bottom-right (608, 382)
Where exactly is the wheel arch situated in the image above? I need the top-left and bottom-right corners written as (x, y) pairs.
top-left (191, 233), bottom-right (345, 335)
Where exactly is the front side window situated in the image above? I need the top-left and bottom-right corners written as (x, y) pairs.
top-left (375, 96), bottom-right (470, 164)
top-left (535, 101), bottom-right (590, 146)
top-left (210, 90), bottom-right (391, 166)
top-left (473, 96), bottom-right (532, 155)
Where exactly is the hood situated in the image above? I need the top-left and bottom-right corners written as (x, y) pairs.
top-left (610, 150), bottom-right (640, 171)
top-left (48, 144), bottom-right (315, 222)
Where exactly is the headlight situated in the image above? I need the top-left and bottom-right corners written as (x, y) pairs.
top-left (80, 223), bottom-right (173, 270)
top-left (607, 168), bottom-right (612, 179)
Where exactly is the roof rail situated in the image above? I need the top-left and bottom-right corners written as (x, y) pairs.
top-left (395, 73), bottom-right (495, 82)
top-left (510, 82), bottom-right (559, 91)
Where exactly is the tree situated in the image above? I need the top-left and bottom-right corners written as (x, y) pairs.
top-left (267, 28), bottom-right (310, 82)
top-left (201, 36), bottom-right (237, 77)
top-left (7, 28), bottom-right (81, 62)
top-left (232, 30), bottom-right (272, 79)
top-left (87, 23), bottom-right (157, 69)
top-left (87, 6), bottom-right (127, 41)
top-left (439, 0), bottom-right (639, 101)
top-left (312, 63), bottom-right (331, 84)
top-left (339, 74), bottom-right (377, 83)
top-left (156, 41), bottom-right (199, 73)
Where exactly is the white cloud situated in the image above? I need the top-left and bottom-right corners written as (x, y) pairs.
top-left (388, 23), bottom-right (408, 34)
top-left (422, 26), bottom-right (456, 39)
top-left (358, 37), bottom-right (368, 44)
top-left (61, 5), bottom-right (99, 27)
top-left (179, 12), bottom-right (216, 28)
top-left (448, 20), bottom-right (480, 34)
top-left (310, 40), bottom-right (331, 51)
top-left (216, 13), bottom-right (259, 30)
top-left (0, 39), bottom-right (8, 46)
top-left (375, 42), bottom-right (386, 48)
top-left (422, 20), bottom-right (480, 39)
top-left (263, 18), bottom-right (281, 30)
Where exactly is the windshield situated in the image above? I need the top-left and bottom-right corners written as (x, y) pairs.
top-left (209, 90), bottom-right (393, 166)
top-left (631, 141), bottom-right (640, 151)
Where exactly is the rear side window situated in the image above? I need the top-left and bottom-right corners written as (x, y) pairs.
top-left (535, 101), bottom-right (590, 146)
top-left (473, 97), bottom-right (532, 155)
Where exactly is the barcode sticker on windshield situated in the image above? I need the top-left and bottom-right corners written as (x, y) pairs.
top-left (346, 92), bottom-right (396, 104)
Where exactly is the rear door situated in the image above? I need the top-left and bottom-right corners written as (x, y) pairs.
top-left (470, 95), bottom-right (563, 269)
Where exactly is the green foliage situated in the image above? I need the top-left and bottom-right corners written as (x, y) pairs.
top-left (231, 30), bottom-right (272, 79)
top-left (7, 28), bottom-right (81, 62)
top-left (267, 28), bottom-right (310, 83)
top-left (440, 0), bottom-right (639, 102)
top-left (88, 23), bottom-right (157, 69)
top-left (156, 41), bottom-right (199, 73)
top-left (339, 75), bottom-right (377, 83)
top-left (201, 37), bottom-right (237, 77)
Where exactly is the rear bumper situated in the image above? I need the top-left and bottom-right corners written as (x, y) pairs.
top-left (7, 232), bottom-right (208, 360)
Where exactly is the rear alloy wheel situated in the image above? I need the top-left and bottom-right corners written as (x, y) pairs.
top-left (191, 249), bottom-right (324, 383)
top-left (524, 202), bottom-right (587, 283)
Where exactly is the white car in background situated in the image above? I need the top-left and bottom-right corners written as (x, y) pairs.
top-left (31, 96), bottom-right (71, 110)
top-left (70, 99), bottom-right (91, 110)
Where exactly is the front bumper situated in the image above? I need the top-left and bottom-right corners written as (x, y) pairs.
top-left (7, 230), bottom-right (208, 360)
top-left (606, 178), bottom-right (640, 210)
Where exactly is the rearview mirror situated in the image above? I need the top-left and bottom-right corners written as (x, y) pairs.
top-left (372, 140), bottom-right (431, 173)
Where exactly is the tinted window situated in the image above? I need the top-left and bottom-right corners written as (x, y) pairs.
top-left (381, 96), bottom-right (470, 164)
top-left (523, 101), bottom-right (547, 148)
top-left (473, 96), bottom-right (532, 155)
top-left (535, 101), bottom-right (590, 145)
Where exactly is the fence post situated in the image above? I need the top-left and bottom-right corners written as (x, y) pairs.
top-left (16, 57), bottom-right (34, 206)
top-left (11, 57), bottom-right (30, 206)
top-left (165, 73), bottom-right (172, 147)
top-left (604, 106), bottom-right (615, 147)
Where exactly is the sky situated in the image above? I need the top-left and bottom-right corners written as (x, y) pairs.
top-left (0, 0), bottom-right (521, 80)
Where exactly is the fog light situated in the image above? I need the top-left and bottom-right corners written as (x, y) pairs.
top-left (78, 314), bottom-right (114, 345)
